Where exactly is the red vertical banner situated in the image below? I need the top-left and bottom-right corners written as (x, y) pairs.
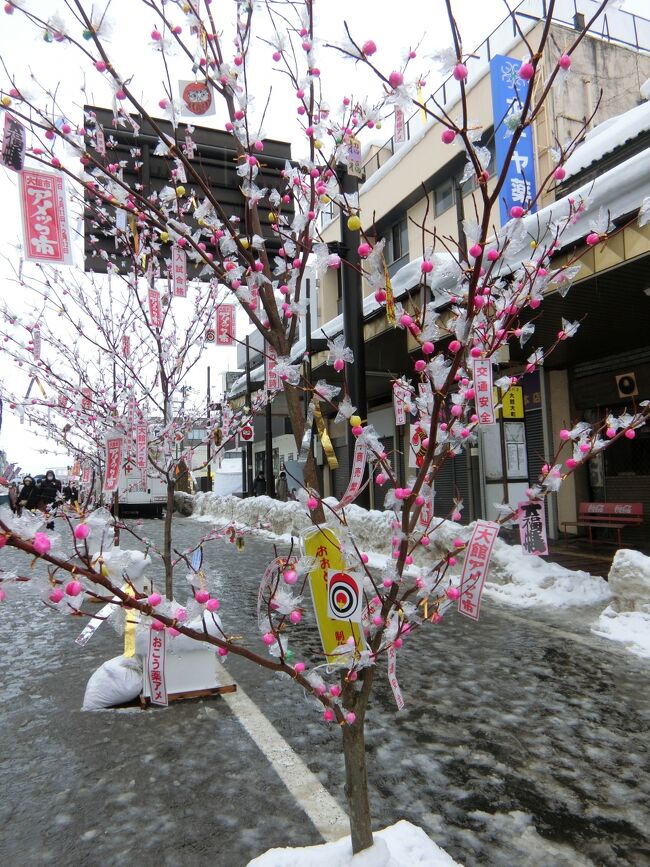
top-left (394, 107), bottom-right (405, 144)
top-left (458, 520), bottom-right (500, 621)
top-left (147, 629), bottom-right (168, 706)
top-left (121, 334), bottom-right (131, 357)
top-left (81, 387), bottom-right (92, 411)
top-left (148, 288), bottom-right (163, 328)
top-left (172, 246), bottom-right (187, 297)
top-left (136, 423), bottom-right (148, 469)
top-left (216, 304), bottom-right (235, 346)
top-left (265, 343), bottom-right (279, 391)
top-left (103, 434), bottom-right (124, 493)
top-left (82, 464), bottom-right (91, 485)
top-left (518, 499), bottom-right (549, 556)
top-left (19, 169), bottom-right (73, 266)
top-left (95, 126), bottom-right (106, 157)
top-left (473, 359), bottom-right (495, 426)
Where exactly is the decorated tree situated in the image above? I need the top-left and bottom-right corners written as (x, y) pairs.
top-left (1, 0), bottom-right (649, 857)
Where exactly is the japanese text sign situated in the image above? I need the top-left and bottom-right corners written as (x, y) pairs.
top-left (103, 434), bottom-right (124, 493)
top-left (172, 246), bottom-right (187, 297)
top-left (304, 528), bottom-right (365, 663)
top-left (394, 108), bottom-right (405, 145)
top-left (216, 304), bottom-right (235, 346)
top-left (473, 359), bottom-right (495, 426)
top-left (387, 643), bottom-right (405, 710)
top-left (458, 520), bottom-right (499, 621)
top-left (490, 55), bottom-right (538, 225)
top-left (19, 169), bottom-right (73, 265)
top-left (147, 628), bottom-right (168, 706)
top-left (392, 381), bottom-right (410, 426)
top-left (265, 343), bottom-right (279, 392)
top-left (333, 441), bottom-right (367, 510)
top-left (518, 499), bottom-right (548, 556)
top-left (148, 288), bottom-right (163, 328)
top-left (136, 423), bottom-right (148, 470)
top-left (1, 113), bottom-right (26, 172)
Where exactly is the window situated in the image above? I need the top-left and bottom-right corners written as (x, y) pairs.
top-left (385, 217), bottom-right (409, 265)
top-left (434, 180), bottom-right (454, 216)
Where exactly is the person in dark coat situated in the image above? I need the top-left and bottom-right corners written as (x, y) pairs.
top-left (63, 482), bottom-right (79, 505)
top-left (17, 476), bottom-right (39, 513)
top-left (40, 470), bottom-right (62, 528)
top-left (276, 471), bottom-right (288, 502)
top-left (253, 471), bottom-right (266, 496)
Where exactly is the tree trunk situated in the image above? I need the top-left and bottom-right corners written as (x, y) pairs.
top-left (342, 718), bottom-right (374, 854)
top-left (163, 479), bottom-right (175, 599)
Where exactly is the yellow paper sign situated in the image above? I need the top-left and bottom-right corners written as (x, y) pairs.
top-left (494, 385), bottom-right (524, 419)
top-left (304, 527), bottom-right (364, 663)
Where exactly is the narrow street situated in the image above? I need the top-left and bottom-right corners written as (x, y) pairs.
top-left (1, 517), bottom-right (648, 866)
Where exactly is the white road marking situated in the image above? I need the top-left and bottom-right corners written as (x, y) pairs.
top-left (217, 674), bottom-right (349, 842)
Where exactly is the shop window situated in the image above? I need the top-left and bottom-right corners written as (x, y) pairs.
top-left (385, 217), bottom-right (409, 264)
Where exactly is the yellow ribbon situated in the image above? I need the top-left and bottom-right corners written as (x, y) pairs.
top-left (383, 260), bottom-right (396, 326)
top-left (123, 584), bottom-right (138, 658)
top-left (314, 399), bottom-right (339, 470)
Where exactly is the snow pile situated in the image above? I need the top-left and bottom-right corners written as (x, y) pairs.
top-left (190, 495), bottom-right (611, 609)
top-left (590, 549), bottom-right (650, 658)
top-left (591, 607), bottom-right (650, 659)
top-left (484, 544), bottom-right (612, 609)
top-left (247, 821), bottom-right (460, 867)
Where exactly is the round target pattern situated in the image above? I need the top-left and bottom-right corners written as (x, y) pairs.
top-left (328, 572), bottom-right (361, 621)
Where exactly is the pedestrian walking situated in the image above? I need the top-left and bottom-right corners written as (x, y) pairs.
top-left (253, 471), bottom-right (266, 496)
top-left (276, 470), bottom-right (288, 502)
top-left (40, 470), bottom-right (62, 528)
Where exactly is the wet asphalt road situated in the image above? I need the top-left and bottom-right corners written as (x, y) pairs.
top-left (0, 516), bottom-right (649, 866)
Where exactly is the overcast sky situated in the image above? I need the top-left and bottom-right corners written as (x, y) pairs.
top-left (0, 0), bottom-right (647, 475)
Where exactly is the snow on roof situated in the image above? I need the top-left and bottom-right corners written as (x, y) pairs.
top-left (563, 95), bottom-right (650, 180)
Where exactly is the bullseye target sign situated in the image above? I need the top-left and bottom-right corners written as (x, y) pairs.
top-left (327, 571), bottom-right (363, 623)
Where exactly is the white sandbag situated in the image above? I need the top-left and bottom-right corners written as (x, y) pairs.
top-left (82, 655), bottom-right (143, 710)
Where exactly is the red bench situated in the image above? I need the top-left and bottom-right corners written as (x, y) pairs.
top-left (562, 502), bottom-right (643, 546)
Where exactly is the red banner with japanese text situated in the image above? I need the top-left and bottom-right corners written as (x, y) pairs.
top-left (148, 288), bottom-right (163, 328)
top-left (103, 434), bottom-right (124, 493)
top-left (458, 520), bottom-right (500, 621)
top-left (136, 423), bottom-right (148, 470)
top-left (473, 359), bottom-right (495, 426)
top-left (216, 304), bottom-right (235, 346)
top-left (146, 628), bottom-right (168, 706)
top-left (19, 169), bottom-right (73, 265)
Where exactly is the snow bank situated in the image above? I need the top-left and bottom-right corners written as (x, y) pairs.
top-left (189, 495), bottom-right (611, 609)
top-left (591, 607), bottom-right (650, 659)
top-left (247, 820), bottom-right (460, 867)
top-left (484, 544), bottom-right (612, 609)
top-left (589, 549), bottom-right (650, 658)
top-left (607, 549), bottom-right (650, 613)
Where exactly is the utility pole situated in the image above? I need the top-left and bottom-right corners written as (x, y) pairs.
top-left (245, 336), bottom-right (254, 497)
top-left (337, 162), bottom-right (369, 508)
top-left (206, 366), bottom-right (213, 492)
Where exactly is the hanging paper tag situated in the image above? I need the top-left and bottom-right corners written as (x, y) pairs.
top-left (304, 527), bottom-right (365, 663)
top-left (172, 246), bottom-right (187, 297)
top-left (387, 645), bottom-right (405, 710)
top-left (1, 113), bottom-right (26, 172)
top-left (103, 433), bottom-right (124, 493)
top-left (393, 381), bottom-right (410, 426)
top-left (297, 400), bottom-right (315, 463)
top-left (333, 440), bottom-right (367, 510)
top-left (265, 343), bottom-right (279, 391)
top-left (75, 597), bottom-right (119, 646)
top-left (458, 520), bottom-right (499, 621)
top-left (216, 304), bottom-right (235, 345)
top-left (148, 288), bottom-right (163, 327)
top-left (518, 499), bottom-right (548, 556)
top-left (95, 126), bottom-right (106, 157)
top-left (147, 628), bottom-right (168, 706)
top-left (394, 108), bottom-right (405, 145)
top-left (473, 359), bottom-right (495, 425)
top-left (19, 169), bottom-right (73, 266)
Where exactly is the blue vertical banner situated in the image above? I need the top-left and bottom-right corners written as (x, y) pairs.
top-left (490, 55), bottom-right (537, 225)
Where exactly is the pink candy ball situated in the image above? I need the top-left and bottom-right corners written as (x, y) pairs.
top-left (65, 581), bottom-right (82, 597)
top-left (283, 569), bottom-right (298, 585)
top-left (469, 243), bottom-right (482, 258)
top-left (345, 712), bottom-right (356, 725)
top-left (323, 708), bottom-right (335, 722)
top-left (558, 54), bottom-right (571, 70)
top-left (294, 662), bottom-right (306, 673)
top-left (333, 358), bottom-right (345, 373)
top-left (554, 166), bottom-right (566, 181)
top-left (49, 588), bottom-right (65, 603)
top-left (519, 62), bottom-right (535, 80)
top-left (586, 232), bottom-right (600, 246)
top-left (415, 360), bottom-right (426, 372)
top-left (147, 593), bottom-right (162, 607)
top-left (449, 340), bottom-right (461, 353)
top-left (307, 496), bottom-right (319, 510)
top-left (421, 536), bottom-right (430, 547)
top-left (289, 610), bottom-right (302, 624)
top-left (510, 205), bottom-right (524, 218)
top-left (195, 589), bottom-right (210, 604)
top-left (446, 586), bottom-right (461, 600)
top-left (453, 63), bottom-right (468, 81)
top-left (625, 429), bottom-right (636, 440)
top-left (441, 128), bottom-right (456, 144)
top-left (362, 40), bottom-right (377, 56)
top-left (151, 619), bottom-right (165, 632)
top-left (74, 523), bottom-right (90, 540)
top-left (559, 429), bottom-right (571, 441)
top-left (206, 598), bottom-right (220, 612)
top-left (358, 242), bottom-right (372, 258)
top-left (421, 259), bottom-right (434, 273)
top-left (388, 70), bottom-right (404, 88)
top-left (262, 632), bottom-right (276, 645)
top-left (33, 532), bottom-right (51, 555)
